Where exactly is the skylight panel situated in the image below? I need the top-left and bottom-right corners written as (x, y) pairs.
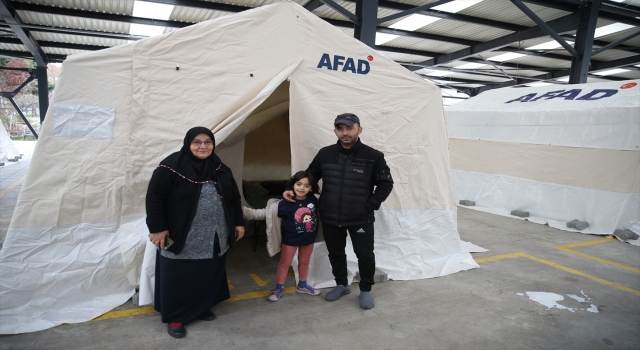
top-left (456, 62), bottom-right (487, 69)
top-left (129, 23), bottom-right (166, 37)
top-left (375, 33), bottom-right (400, 45)
top-left (488, 53), bottom-right (526, 62)
top-left (592, 68), bottom-right (630, 76)
top-left (425, 70), bottom-right (455, 77)
top-left (593, 23), bottom-right (635, 38)
top-left (133, 1), bottom-right (174, 20)
top-left (526, 40), bottom-right (573, 50)
top-left (129, 1), bottom-right (173, 37)
top-left (526, 82), bottom-right (554, 87)
top-left (432, 0), bottom-right (485, 13)
top-left (390, 14), bottom-right (440, 31)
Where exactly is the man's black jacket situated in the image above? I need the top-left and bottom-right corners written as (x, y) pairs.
top-left (307, 139), bottom-right (393, 227)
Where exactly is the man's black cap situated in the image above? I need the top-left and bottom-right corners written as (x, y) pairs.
top-left (334, 113), bottom-right (360, 127)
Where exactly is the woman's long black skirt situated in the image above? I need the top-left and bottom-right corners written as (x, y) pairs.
top-left (154, 246), bottom-right (230, 324)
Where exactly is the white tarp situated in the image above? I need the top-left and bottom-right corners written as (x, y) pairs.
top-left (0, 2), bottom-right (478, 334)
top-left (446, 80), bottom-right (640, 235)
top-left (0, 125), bottom-right (20, 163)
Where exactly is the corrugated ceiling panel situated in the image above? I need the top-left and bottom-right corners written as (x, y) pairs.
top-left (31, 32), bottom-right (130, 47)
top-left (482, 69), bottom-right (546, 77)
top-left (0, 44), bottom-right (27, 51)
top-left (461, 0), bottom-right (571, 26)
top-left (414, 19), bottom-right (512, 42)
top-left (597, 29), bottom-right (640, 48)
top-left (591, 50), bottom-right (639, 62)
top-left (12, 0), bottom-right (134, 15)
top-left (378, 51), bottom-right (431, 64)
top-left (315, 1), bottom-right (353, 21)
top-left (170, 7), bottom-right (227, 23)
top-left (18, 11), bottom-right (131, 33)
top-left (439, 71), bottom-right (510, 82)
top-left (502, 55), bottom-right (571, 69)
top-left (382, 36), bottom-right (468, 53)
top-left (42, 47), bottom-right (88, 55)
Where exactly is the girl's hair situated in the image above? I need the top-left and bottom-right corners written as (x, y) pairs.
top-left (287, 171), bottom-right (319, 195)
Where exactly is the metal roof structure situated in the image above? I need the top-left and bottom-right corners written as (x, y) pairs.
top-left (1, 0), bottom-right (639, 104)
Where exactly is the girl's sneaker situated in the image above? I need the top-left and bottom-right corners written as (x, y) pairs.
top-left (268, 288), bottom-right (284, 301)
top-left (296, 285), bottom-right (321, 296)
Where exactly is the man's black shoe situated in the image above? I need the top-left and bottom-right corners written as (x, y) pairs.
top-left (167, 323), bottom-right (186, 338)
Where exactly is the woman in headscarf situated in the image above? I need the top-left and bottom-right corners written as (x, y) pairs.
top-left (145, 126), bottom-right (245, 338)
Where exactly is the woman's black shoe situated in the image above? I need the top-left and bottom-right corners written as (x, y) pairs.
top-left (167, 323), bottom-right (186, 338)
top-left (200, 311), bottom-right (217, 321)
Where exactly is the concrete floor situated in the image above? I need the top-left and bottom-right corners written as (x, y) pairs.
top-left (1, 158), bottom-right (639, 349)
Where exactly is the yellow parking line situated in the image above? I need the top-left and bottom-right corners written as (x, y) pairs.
top-left (92, 287), bottom-right (297, 321)
top-left (94, 243), bottom-right (640, 323)
top-left (0, 175), bottom-right (26, 198)
top-left (93, 306), bottom-right (155, 321)
top-left (475, 252), bottom-right (524, 263)
top-left (521, 253), bottom-right (640, 297)
top-left (555, 238), bottom-right (640, 274)
top-left (0, 218), bottom-right (11, 222)
top-left (478, 251), bottom-right (640, 297)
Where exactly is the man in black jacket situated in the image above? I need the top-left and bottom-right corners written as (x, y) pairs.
top-left (284, 113), bottom-right (393, 309)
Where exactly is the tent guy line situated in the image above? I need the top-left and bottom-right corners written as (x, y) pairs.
top-left (88, 238), bottom-right (639, 323)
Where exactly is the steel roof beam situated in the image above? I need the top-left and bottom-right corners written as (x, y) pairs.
top-left (569, 0), bottom-right (601, 84)
top-left (122, 0), bottom-right (251, 13)
top-left (0, 37), bottom-right (110, 51)
top-left (320, 0), bottom-right (359, 24)
top-left (345, 0), bottom-right (526, 31)
top-left (511, 0), bottom-right (578, 57)
top-left (0, 0), bottom-right (47, 66)
top-left (499, 47), bottom-right (573, 61)
top-left (304, 0), bottom-right (326, 12)
top-left (410, 12), bottom-right (582, 69)
top-left (11, 3), bottom-right (190, 28)
top-left (376, 0), bottom-right (455, 24)
top-left (0, 48), bottom-right (65, 61)
top-left (524, 0), bottom-right (640, 26)
top-left (0, 22), bottom-right (145, 41)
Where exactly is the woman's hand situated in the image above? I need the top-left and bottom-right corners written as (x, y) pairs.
top-left (149, 230), bottom-right (169, 249)
top-left (234, 226), bottom-right (245, 241)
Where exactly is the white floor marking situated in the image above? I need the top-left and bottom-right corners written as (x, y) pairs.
top-left (518, 290), bottom-right (599, 313)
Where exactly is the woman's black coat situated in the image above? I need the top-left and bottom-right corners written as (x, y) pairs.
top-left (145, 157), bottom-right (245, 255)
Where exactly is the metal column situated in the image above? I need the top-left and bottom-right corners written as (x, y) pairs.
top-left (354, 0), bottom-right (378, 48)
top-left (569, 0), bottom-right (601, 84)
top-left (36, 65), bottom-right (48, 122)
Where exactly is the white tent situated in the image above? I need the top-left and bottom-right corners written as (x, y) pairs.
top-left (0, 2), bottom-right (478, 334)
top-left (446, 80), bottom-right (640, 238)
top-left (0, 125), bottom-right (20, 163)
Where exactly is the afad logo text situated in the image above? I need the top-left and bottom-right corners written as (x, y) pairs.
top-left (505, 82), bottom-right (637, 104)
top-left (317, 53), bottom-right (372, 75)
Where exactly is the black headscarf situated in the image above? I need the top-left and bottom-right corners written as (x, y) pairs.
top-left (160, 126), bottom-right (222, 182)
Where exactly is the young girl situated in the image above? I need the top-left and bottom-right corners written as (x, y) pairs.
top-left (270, 171), bottom-right (321, 301)
top-left (242, 171), bottom-right (321, 301)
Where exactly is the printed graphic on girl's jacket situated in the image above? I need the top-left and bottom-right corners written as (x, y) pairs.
top-left (294, 203), bottom-right (317, 233)
top-left (278, 196), bottom-right (319, 247)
